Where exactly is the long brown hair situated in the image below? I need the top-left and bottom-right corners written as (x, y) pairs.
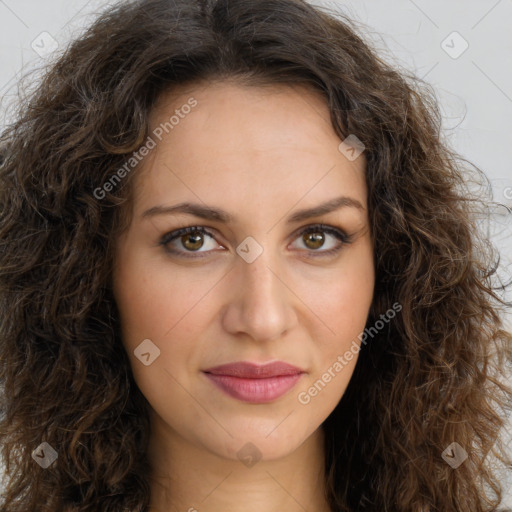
top-left (1, 0), bottom-right (511, 510)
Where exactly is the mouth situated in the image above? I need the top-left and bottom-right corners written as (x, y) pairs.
top-left (202, 361), bottom-right (305, 403)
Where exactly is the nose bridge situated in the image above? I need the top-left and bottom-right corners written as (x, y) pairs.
top-left (236, 232), bottom-right (280, 297)
top-left (242, 248), bottom-right (278, 300)
top-left (221, 240), bottom-right (296, 342)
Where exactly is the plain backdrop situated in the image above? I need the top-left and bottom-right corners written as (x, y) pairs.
top-left (0, 0), bottom-right (511, 506)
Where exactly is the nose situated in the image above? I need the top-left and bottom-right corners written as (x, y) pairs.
top-left (220, 247), bottom-right (298, 343)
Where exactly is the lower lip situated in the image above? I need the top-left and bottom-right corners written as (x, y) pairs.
top-left (204, 372), bottom-right (303, 403)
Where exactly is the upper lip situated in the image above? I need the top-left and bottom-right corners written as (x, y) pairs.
top-left (203, 361), bottom-right (305, 378)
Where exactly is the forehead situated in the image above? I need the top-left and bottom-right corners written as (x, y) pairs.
top-left (149, 79), bottom-right (341, 153)
top-left (131, 80), bottom-right (367, 222)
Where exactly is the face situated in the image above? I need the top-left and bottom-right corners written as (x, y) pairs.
top-left (112, 80), bottom-right (375, 463)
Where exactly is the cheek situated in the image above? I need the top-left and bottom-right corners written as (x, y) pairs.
top-left (295, 243), bottom-right (374, 341)
top-left (113, 251), bottom-right (213, 346)
top-left (292, 240), bottom-right (374, 407)
top-left (113, 254), bottom-right (204, 399)
top-left (324, 278), bottom-right (372, 337)
top-left (113, 252), bottom-right (226, 402)
top-left (294, 270), bottom-right (371, 413)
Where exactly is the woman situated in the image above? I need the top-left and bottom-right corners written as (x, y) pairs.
top-left (0, 0), bottom-right (511, 510)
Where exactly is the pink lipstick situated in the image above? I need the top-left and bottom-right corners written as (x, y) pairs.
top-left (203, 361), bottom-right (305, 403)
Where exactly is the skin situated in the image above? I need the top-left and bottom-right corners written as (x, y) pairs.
top-left (112, 80), bottom-right (375, 512)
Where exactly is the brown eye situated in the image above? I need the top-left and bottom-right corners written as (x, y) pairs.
top-left (303, 231), bottom-right (325, 250)
top-left (181, 231), bottom-right (205, 251)
top-left (160, 226), bottom-right (223, 258)
top-left (290, 224), bottom-right (352, 257)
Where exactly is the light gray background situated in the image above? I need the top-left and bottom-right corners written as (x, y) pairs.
top-left (0, 0), bottom-right (511, 506)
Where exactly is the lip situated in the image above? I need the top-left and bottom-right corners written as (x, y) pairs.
top-left (203, 361), bottom-right (305, 403)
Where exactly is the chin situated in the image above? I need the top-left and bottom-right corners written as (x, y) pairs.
top-left (201, 416), bottom-right (318, 463)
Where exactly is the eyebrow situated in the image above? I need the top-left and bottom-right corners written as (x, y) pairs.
top-left (141, 195), bottom-right (365, 224)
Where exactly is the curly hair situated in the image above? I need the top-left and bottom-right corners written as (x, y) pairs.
top-left (0, 0), bottom-right (511, 510)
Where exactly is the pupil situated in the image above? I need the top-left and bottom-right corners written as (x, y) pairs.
top-left (306, 232), bottom-right (324, 249)
top-left (183, 232), bottom-right (203, 251)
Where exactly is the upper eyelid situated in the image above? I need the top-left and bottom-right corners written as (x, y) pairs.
top-left (162, 223), bottom-right (344, 238)
top-left (160, 223), bottom-right (347, 248)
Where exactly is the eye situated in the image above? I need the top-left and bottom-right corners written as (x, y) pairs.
top-left (289, 224), bottom-right (352, 257)
top-left (160, 226), bottom-right (222, 257)
top-left (159, 224), bottom-right (352, 259)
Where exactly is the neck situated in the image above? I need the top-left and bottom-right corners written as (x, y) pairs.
top-left (146, 411), bottom-right (332, 512)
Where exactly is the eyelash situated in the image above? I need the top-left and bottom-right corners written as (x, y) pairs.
top-left (159, 223), bottom-right (353, 260)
